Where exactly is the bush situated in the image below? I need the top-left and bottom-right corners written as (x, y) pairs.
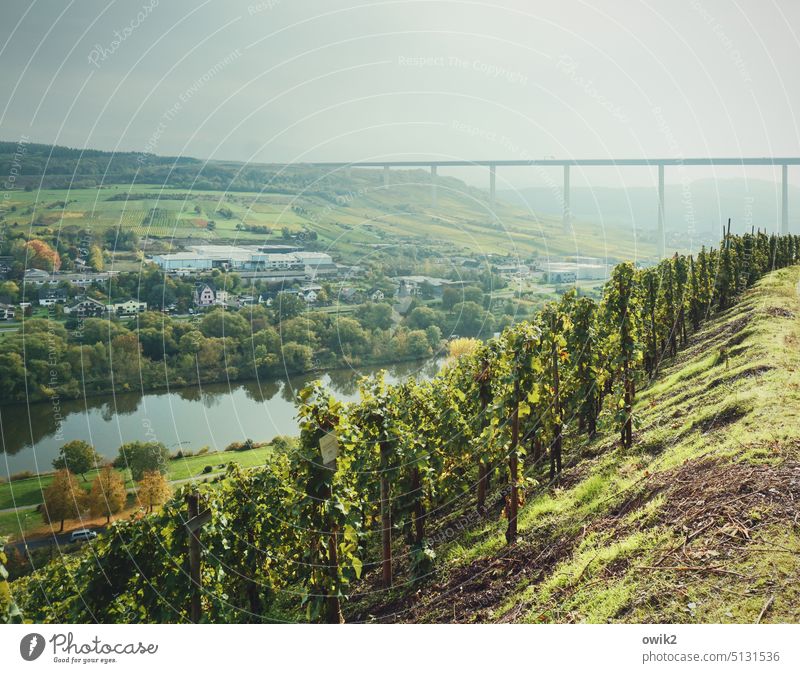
top-left (9, 471), bottom-right (36, 482)
top-left (197, 447), bottom-right (210, 456)
top-left (202, 465), bottom-right (213, 474)
top-left (173, 449), bottom-right (195, 460)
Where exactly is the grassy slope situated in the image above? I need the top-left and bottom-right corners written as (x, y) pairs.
top-left (350, 265), bottom-right (800, 623)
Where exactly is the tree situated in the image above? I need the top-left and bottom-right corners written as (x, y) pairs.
top-left (137, 471), bottom-right (171, 513)
top-left (200, 309), bottom-right (250, 340)
top-left (52, 440), bottom-right (101, 481)
top-left (116, 441), bottom-right (170, 481)
top-left (88, 245), bottom-right (104, 272)
top-left (406, 306), bottom-right (438, 330)
top-left (23, 239), bottom-right (61, 271)
top-left (282, 342), bottom-right (314, 372)
top-left (0, 280), bottom-right (19, 304)
top-left (452, 300), bottom-right (492, 336)
top-left (275, 293), bottom-right (305, 322)
top-left (88, 466), bottom-right (127, 523)
top-left (355, 302), bottom-right (393, 330)
top-left (42, 469), bottom-right (85, 532)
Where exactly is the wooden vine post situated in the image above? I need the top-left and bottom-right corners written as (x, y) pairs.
top-left (319, 430), bottom-right (344, 624)
top-left (506, 376), bottom-right (520, 545)
top-left (550, 322), bottom-right (562, 481)
top-left (379, 438), bottom-right (392, 587)
top-left (476, 355), bottom-right (492, 512)
top-left (184, 491), bottom-right (211, 624)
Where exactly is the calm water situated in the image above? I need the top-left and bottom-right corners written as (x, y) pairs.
top-left (0, 358), bottom-right (444, 477)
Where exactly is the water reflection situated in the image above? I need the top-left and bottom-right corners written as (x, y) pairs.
top-left (0, 357), bottom-right (444, 476)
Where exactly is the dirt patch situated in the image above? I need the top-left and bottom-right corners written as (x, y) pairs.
top-left (347, 456), bottom-right (800, 623)
top-left (706, 365), bottom-right (773, 389)
top-left (691, 403), bottom-right (749, 433)
top-left (765, 306), bottom-right (795, 319)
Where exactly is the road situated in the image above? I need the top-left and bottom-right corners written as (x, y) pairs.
top-left (2, 470), bottom-right (227, 554)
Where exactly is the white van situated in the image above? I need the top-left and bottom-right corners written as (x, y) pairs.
top-left (69, 529), bottom-right (98, 543)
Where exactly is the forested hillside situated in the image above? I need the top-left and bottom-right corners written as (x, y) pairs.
top-left (6, 230), bottom-right (799, 624)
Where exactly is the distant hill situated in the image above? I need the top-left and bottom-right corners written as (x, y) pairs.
top-left (500, 178), bottom-right (795, 237)
top-left (0, 140), bottom-right (662, 261)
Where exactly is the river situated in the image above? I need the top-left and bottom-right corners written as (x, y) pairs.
top-left (0, 357), bottom-right (444, 477)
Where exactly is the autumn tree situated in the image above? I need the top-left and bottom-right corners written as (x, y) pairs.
top-left (88, 245), bottom-right (104, 272)
top-left (88, 466), bottom-right (127, 523)
top-left (52, 439), bottom-right (101, 481)
top-left (23, 239), bottom-right (61, 272)
top-left (137, 471), bottom-right (171, 513)
top-left (42, 469), bottom-right (86, 531)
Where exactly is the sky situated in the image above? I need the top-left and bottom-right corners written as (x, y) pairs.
top-left (1, 0), bottom-right (800, 189)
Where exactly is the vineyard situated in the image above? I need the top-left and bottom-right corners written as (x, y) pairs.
top-left (5, 229), bottom-right (800, 624)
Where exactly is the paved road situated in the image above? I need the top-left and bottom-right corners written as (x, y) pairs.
top-left (6, 524), bottom-right (108, 553)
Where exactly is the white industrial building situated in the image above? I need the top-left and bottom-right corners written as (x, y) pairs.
top-left (152, 245), bottom-right (336, 279)
top-left (544, 262), bottom-right (609, 284)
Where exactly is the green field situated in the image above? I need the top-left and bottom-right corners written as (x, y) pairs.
top-left (0, 444), bottom-right (275, 513)
top-left (1, 173), bottom-right (658, 262)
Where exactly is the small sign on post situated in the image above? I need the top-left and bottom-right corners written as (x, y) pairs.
top-left (185, 509), bottom-right (212, 534)
top-left (319, 432), bottom-right (339, 469)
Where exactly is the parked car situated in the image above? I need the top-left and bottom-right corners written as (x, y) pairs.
top-left (69, 529), bottom-right (98, 543)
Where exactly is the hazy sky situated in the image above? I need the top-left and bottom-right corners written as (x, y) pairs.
top-left (2, 0), bottom-right (799, 188)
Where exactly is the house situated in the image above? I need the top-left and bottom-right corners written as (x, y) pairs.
top-left (109, 299), bottom-right (147, 316)
top-left (23, 268), bottom-right (53, 285)
top-left (298, 285), bottom-right (321, 304)
top-left (545, 269), bottom-right (577, 284)
top-left (38, 288), bottom-right (68, 306)
top-left (0, 303), bottom-right (15, 320)
top-left (214, 289), bottom-right (231, 305)
top-left (193, 283), bottom-right (215, 307)
top-left (339, 287), bottom-right (362, 303)
top-left (369, 289), bottom-right (385, 302)
top-left (64, 297), bottom-right (106, 318)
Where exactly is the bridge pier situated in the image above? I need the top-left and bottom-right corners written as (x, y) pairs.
top-left (383, 164), bottom-right (390, 187)
top-left (431, 165), bottom-right (437, 207)
top-left (782, 164), bottom-right (789, 234)
top-left (489, 164), bottom-right (496, 205)
top-left (657, 163), bottom-right (665, 259)
top-left (563, 165), bottom-right (571, 228)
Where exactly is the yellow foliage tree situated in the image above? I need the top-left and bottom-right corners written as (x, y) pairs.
top-left (88, 466), bottom-right (127, 523)
top-left (42, 469), bottom-right (86, 532)
top-left (447, 337), bottom-right (481, 360)
top-left (137, 471), bottom-right (171, 513)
